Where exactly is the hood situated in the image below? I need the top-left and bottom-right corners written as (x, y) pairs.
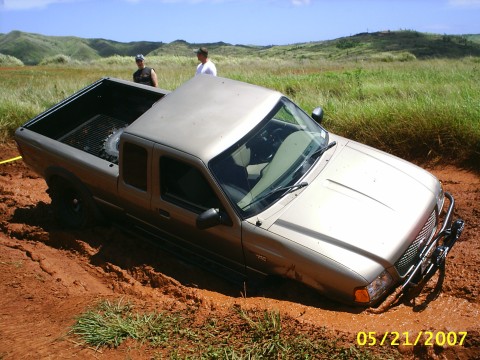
top-left (268, 139), bottom-right (440, 272)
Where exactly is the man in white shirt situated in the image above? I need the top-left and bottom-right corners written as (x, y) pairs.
top-left (195, 47), bottom-right (217, 76)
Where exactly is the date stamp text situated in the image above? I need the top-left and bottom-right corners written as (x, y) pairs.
top-left (357, 331), bottom-right (467, 347)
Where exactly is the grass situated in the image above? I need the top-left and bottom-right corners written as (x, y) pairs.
top-left (2, 55), bottom-right (478, 168)
top-left (70, 298), bottom-right (396, 359)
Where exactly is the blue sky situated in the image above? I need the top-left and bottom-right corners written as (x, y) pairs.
top-left (1, 0), bottom-right (479, 45)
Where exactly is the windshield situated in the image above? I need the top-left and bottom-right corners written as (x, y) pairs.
top-left (210, 97), bottom-right (329, 218)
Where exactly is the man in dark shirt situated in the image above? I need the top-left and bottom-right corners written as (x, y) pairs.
top-left (133, 54), bottom-right (158, 87)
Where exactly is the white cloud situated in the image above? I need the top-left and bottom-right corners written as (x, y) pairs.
top-left (2, 0), bottom-right (80, 10)
top-left (448, 0), bottom-right (480, 8)
top-left (290, 0), bottom-right (311, 5)
top-left (1, 0), bottom-right (312, 11)
top-left (1, 0), bottom-right (153, 11)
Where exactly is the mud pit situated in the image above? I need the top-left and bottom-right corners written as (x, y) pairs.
top-left (0, 140), bottom-right (479, 359)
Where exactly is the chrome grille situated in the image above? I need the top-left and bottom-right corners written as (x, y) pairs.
top-left (395, 210), bottom-right (437, 277)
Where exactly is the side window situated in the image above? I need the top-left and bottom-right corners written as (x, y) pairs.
top-left (123, 142), bottom-right (148, 191)
top-left (160, 157), bottom-right (221, 212)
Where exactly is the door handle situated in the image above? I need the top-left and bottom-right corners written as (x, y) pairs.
top-left (157, 209), bottom-right (170, 219)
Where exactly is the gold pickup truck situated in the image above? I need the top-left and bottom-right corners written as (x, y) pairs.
top-left (15, 75), bottom-right (464, 307)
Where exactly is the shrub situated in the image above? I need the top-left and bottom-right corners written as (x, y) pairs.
top-left (39, 54), bottom-right (78, 65)
top-left (0, 53), bottom-right (24, 66)
top-left (370, 52), bottom-right (416, 62)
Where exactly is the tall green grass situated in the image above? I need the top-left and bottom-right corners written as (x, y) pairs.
top-left (1, 56), bottom-right (479, 167)
top-left (70, 299), bottom-right (394, 359)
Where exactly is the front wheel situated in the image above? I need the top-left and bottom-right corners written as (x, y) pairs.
top-left (49, 178), bottom-right (96, 229)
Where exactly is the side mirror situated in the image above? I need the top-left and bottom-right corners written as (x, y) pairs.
top-left (196, 208), bottom-right (232, 230)
top-left (311, 107), bottom-right (324, 124)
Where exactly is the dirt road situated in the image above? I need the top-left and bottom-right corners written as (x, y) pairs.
top-left (1, 141), bottom-right (479, 359)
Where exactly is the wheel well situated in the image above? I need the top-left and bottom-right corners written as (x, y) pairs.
top-left (45, 168), bottom-right (104, 226)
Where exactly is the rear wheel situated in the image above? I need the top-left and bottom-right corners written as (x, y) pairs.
top-left (49, 178), bottom-right (96, 229)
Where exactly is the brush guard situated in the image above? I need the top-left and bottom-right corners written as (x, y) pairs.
top-left (369, 192), bottom-right (464, 313)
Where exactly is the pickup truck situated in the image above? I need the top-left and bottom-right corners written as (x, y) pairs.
top-left (15, 75), bottom-right (464, 307)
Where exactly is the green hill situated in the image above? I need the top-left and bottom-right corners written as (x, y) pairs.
top-left (257, 31), bottom-right (480, 61)
top-left (0, 31), bottom-right (163, 65)
top-left (1, 30), bottom-right (479, 65)
top-left (0, 31), bottom-right (98, 64)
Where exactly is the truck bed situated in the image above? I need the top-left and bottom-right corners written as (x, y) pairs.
top-left (58, 114), bottom-right (128, 159)
top-left (19, 78), bottom-right (168, 163)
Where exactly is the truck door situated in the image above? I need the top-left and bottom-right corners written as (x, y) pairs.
top-left (148, 147), bottom-right (246, 281)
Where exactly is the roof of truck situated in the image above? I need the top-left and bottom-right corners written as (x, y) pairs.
top-left (125, 75), bottom-right (282, 163)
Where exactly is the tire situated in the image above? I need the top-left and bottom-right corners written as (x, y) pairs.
top-left (49, 178), bottom-right (96, 229)
top-left (101, 128), bottom-right (125, 162)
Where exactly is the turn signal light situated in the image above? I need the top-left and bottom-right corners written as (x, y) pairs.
top-left (354, 288), bottom-right (370, 303)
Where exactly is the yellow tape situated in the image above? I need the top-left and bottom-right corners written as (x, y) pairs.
top-left (0, 156), bottom-right (22, 165)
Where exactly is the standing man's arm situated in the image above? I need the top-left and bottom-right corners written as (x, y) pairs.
top-left (151, 69), bottom-right (159, 87)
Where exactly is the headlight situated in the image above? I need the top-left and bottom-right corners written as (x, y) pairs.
top-left (437, 184), bottom-right (445, 213)
top-left (354, 270), bottom-right (393, 304)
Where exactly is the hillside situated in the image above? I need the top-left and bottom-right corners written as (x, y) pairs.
top-left (0, 30), bottom-right (162, 65)
top-left (0, 30), bottom-right (479, 65)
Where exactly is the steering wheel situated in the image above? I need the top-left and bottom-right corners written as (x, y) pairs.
top-left (238, 131), bottom-right (311, 209)
top-left (261, 128), bottom-right (284, 161)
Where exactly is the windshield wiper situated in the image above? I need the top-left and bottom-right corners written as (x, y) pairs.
top-left (241, 181), bottom-right (309, 209)
top-left (311, 141), bottom-right (337, 159)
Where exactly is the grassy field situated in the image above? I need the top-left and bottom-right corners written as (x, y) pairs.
top-left (1, 55), bottom-right (479, 168)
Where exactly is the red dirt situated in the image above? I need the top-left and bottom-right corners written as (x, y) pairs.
top-left (0, 140), bottom-right (479, 359)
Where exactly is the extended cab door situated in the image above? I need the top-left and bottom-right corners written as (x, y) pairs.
top-left (150, 145), bottom-right (245, 281)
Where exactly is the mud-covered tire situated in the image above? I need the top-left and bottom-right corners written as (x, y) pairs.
top-left (49, 178), bottom-right (96, 229)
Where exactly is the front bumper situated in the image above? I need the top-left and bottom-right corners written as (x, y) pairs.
top-left (369, 193), bottom-right (464, 312)
top-left (401, 192), bottom-right (464, 294)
